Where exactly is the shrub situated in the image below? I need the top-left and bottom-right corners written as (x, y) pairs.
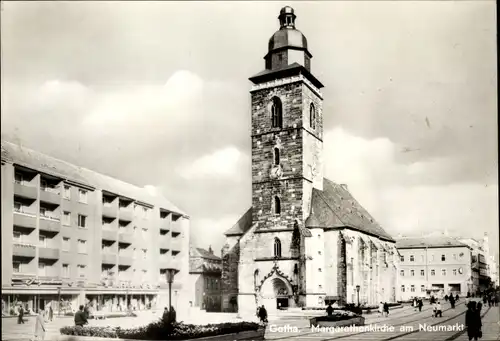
top-left (60, 319), bottom-right (261, 340)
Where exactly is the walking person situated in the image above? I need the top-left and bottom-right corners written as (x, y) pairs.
top-left (378, 302), bottom-right (384, 317)
top-left (449, 294), bottom-right (455, 309)
top-left (258, 305), bottom-right (268, 324)
top-left (18, 305), bottom-right (25, 324)
top-left (435, 301), bottom-right (442, 317)
top-left (32, 309), bottom-right (46, 341)
top-left (383, 302), bottom-right (389, 317)
top-left (418, 299), bottom-right (423, 312)
top-left (465, 301), bottom-right (482, 341)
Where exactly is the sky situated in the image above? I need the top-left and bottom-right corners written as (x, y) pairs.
top-left (1, 1), bottom-right (498, 260)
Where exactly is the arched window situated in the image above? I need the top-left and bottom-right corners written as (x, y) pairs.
top-left (274, 238), bottom-right (282, 258)
top-left (310, 103), bottom-right (316, 129)
top-left (254, 269), bottom-right (260, 288)
top-left (274, 148), bottom-right (280, 165)
top-left (274, 196), bottom-right (281, 215)
top-left (271, 97), bottom-right (283, 128)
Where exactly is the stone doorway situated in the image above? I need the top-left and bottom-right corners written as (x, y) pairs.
top-left (260, 276), bottom-right (292, 312)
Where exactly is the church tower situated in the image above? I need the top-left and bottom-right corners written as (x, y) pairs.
top-left (249, 6), bottom-right (324, 231)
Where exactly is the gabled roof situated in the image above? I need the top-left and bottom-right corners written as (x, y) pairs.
top-left (193, 247), bottom-right (221, 261)
top-left (396, 237), bottom-right (469, 249)
top-left (305, 178), bottom-right (395, 242)
top-left (224, 207), bottom-right (253, 236)
top-left (1, 140), bottom-right (186, 216)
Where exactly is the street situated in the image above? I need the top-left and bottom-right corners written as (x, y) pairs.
top-left (1, 301), bottom-right (498, 341)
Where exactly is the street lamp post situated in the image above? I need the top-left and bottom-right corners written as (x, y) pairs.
top-left (57, 287), bottom-right (62, 317)
top-left (356, 285), bottom-right (361, 307)
top-left (165, 269), bottom-right (177, 311)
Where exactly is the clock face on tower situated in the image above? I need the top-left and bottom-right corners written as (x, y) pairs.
top-left (270, 165), bottom-right (283, 179)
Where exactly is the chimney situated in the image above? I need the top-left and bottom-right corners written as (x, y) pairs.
top-left (340, 184), bottom-right (348, 191)
top-left (208, 245), bottom-right (213, 254)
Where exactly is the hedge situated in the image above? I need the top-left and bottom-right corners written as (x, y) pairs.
top-left (60, 321), bottom-right (261, 340)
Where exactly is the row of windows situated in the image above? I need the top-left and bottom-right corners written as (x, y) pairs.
top-left (13, 262), bottom-right (85, 278)
top-left (401, 285), bottom-right (426, 293)
top-left (400, 268), bottom-right (464, 277)
top-left (401, 253), bottom-right (464, 262)
top-left (15, 172), bottom-right (89, 203)
top-left (270, 97), bottom-right (317, 129)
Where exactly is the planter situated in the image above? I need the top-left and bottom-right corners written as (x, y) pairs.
top-left (310, 316), bottom-right (365, 328)
top-left (54, 328), bottom-right (266, 341)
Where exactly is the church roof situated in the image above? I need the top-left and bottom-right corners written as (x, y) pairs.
top-left (224, 207), bottom-right (253, 236)
top-left (396, 237), bottom-right (469, 249)
top-left (1, 140), bottom-right (186, 216)
top-left (306, 178), bottom-right (395, 242)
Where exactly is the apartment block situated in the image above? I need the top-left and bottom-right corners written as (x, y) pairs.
top-left (396, 236), bottom-right (472, 301)
top-left (1, 141), bottom-right (190, 315)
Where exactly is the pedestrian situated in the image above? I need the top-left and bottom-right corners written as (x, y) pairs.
top-left (418, 299), bottom-right (423, 312)
top-left (482, 295), bottom-right (487, 304)
top-left (435, 301), bottom-right (442, 317)
top-left (456, 294), bottom-right (459, 302)
top-left (48, 306), bottom-right (53, 322)
top-left (33, 309), bottom-right (46, 341)
top-left (444, 294), bottom-right (449, 302)
top-left (383, 302), bottom-right (389, 317)
top-left (326, 303), bottom-right (334, 316)
top-left (476, 302), bottom-right (482, 314)
top-left (378, 302), bottom-right (384, 317)
top-left (449, 295), bottom-right (455, 309)
top-left (465, 301), bottom-right (482, 341)
top-left (258, 305), bottom-right (268, 323)
top-left (18, 305), bottom-right (25, 324)
top-left (74, 305), bottom-right (88, 327)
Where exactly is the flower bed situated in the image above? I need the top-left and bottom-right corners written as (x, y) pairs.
top-left (60, 321), bottom-right (262, 340)
top-left (310, 311), bottom-right (365, 328)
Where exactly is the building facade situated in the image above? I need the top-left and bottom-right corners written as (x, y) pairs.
top-left (189, 246), bottom-right (222, 312)
top-left (221, 7), bottom-right (397, 317)
top-left (1, 141), bottom-right (190, 316)
top-left (396, 237), bottom-right (472, 301)
top-left (460, 235), bottom-right (492, 293)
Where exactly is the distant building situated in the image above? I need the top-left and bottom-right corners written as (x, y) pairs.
top-left (459, 234), bottom-right (492, 292)
top-left (189, 246), bottom-right (222, 312)
top-left (1, 141), bottom-right (190, 316)
top-left (396, 236), bottom-right (471, 301)
top-left (489, 256), bottom-right (499, 287)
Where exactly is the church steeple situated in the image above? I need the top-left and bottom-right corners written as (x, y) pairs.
top-left (265, 6), bottom-right (312, 72)
top-left (278, 6), bottom-right (296, 29)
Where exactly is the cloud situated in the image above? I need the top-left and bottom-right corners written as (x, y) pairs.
top-left (323, 127), bottom-right (498, 256)
top-left (176, 146), bottom-right (246, 180)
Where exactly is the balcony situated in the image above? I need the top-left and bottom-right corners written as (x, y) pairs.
top-left (118, 232), bottom-right (134, 244)
top-left (159, 239), bottom-right (170, 250)
top-left (171, 238), bottom-right (183, 251)
top-left (39, 247), bottom-right (60, 260)
top-left (118, 208), bottom-right (133, 222)
top-left (102, 229), bottom-right (117, 241)
top-left (160, 220), bottom-right (171, 232)
top-left (14, 182), bottom-right (37, 200)
top-left (13, 212), bottom-right (36, 229)
top-left (118, 255), bottom-right (133, 267)
top-left (39, 217), bottom-right (61, 233)
top-left (13, 243), bottom-right (36, 258)
top-left (102, 253), bottom-right (117, 265)
top-left (102, 205), bottom-right (117, 219)
top-left (171, 223), bottom-right (182, 235)
top-left (40, 188), bottom-right (61, 205)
